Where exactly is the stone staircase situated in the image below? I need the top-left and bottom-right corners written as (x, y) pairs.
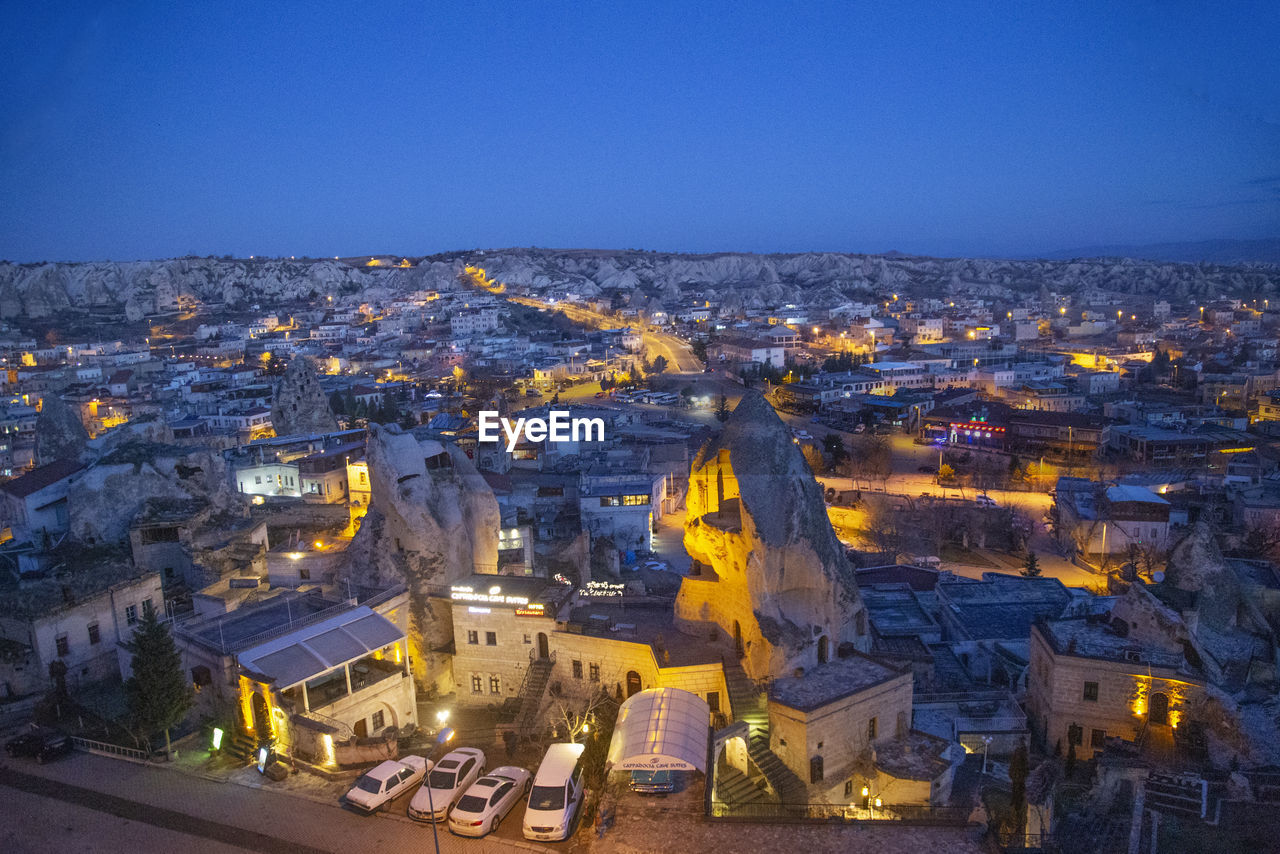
top-left (716, 765), bottom-right (768, 807)
top-left (748, 732), bottom-right (807, 804)
top-left (513, 658), bottom-right (553, 735)
top-left (724, 662), bottom-right (767, 734)
top-left (722, 661), bottom-right (806, 804)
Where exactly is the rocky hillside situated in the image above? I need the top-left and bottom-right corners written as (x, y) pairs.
top-left (1, 248), bottom-right (1277, 320)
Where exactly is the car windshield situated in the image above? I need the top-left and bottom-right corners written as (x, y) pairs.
top-left (428, 770), bottom-right (457, 789)
top-left (455, 795), bottom-right (488, 813)
top-left (528, 784), bottom-right (565, 810)
top-left (354, 776), bottom-right (382, 794)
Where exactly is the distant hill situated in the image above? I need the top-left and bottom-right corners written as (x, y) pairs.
top-left (1036, 238), bottom-right (1280, 266)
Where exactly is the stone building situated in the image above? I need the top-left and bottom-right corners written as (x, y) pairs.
top-left (676, 392), bottom-right (870, 682)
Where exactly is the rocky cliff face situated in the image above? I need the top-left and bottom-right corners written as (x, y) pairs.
top-left (68, 441), bottom-right (240, 544)
top-left (1, 249), bottom-right (1275, 319)
top-left (34, 395), bottom-right (88, 464)
top-left (339, 424), bottom-right (501, 690)
top-left (676, 392), bottom-right (870, 681)
top-left (270, 357), bottom-right (338, 437)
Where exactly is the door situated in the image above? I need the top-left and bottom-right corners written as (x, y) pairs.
top-left (537, 633), bottom-right (549, 660)
top-left (1149, 692), bottom-right (1169, 726)
top-left (251, 691), bottom-right (270, 739)
top-left (354, 718), bottom-right (368, 739)
top-left (625, 671), bottom-right (641, 697)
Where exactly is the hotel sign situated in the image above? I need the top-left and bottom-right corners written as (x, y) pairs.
top-left (584, 581), bottom-right (625, 598)
top-left (451, 585), bottom-right (529, 606)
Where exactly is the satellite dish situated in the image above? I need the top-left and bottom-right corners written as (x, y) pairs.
top-left (1152, 571), bottom-right (1165, 583)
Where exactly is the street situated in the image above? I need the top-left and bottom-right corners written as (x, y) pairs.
top-left (0, 750), bottom-right (561, 854)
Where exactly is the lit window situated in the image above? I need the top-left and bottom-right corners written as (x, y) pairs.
top-left (489, 675), bottom-right (501, 694)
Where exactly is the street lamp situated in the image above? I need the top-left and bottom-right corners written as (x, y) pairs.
top-left (424, 727), bottom-right (456, 854)
top-left (981, 735), bottom-right (994, 775)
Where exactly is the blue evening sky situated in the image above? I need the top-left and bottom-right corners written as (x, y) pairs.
top-left (1, 1), bottom-right (1277, 261)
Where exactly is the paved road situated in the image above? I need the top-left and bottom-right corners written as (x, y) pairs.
top-left (0, 752), bottom-right (556, 854)
top-left (508, 296), bottom-right (703, 373)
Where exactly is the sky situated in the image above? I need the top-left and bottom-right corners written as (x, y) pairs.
top-left (1, 0), bottom-right (1278, 262)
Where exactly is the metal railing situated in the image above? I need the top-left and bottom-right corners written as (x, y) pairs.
top-left (71, 736), bottom-right (151, 762)
top-left (709, 800), bottom-right (971, 825)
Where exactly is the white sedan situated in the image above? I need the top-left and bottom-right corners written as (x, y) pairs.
top-left (447, 766), bottom-right (533, 838)
top-left (408, 747), bottom-right (486, 822)
top-left (344, 755), bottom-right (429, 814)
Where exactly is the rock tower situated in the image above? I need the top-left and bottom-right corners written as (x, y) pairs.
top-left (675, 392), bottom-right (870, 681)
top-left (270, 357), bottom-right (338, 437)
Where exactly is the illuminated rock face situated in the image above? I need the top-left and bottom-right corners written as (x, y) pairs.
top-left (675, 392), bottom-right (870, 682)
top-left (270, 357), bottom-right (338, 437)
top-left (340, 423), bottom-right (500, 689)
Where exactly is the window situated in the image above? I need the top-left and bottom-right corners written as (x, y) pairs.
top-left (523, 634), bottom-right (531, 645)
top-left (55, 635), bottom-right (68, 657)
top-left (471, 674), bottom-right (482, 693)
top-left (1068, 724), bottom-right (1083, 746)
top-left (844, 780), bottom-right (854, 797)
top-left (142, 598), bottom-right (154, 617)
top-left (466, 630), bottom-right (478, 645)
top-left (88, 624), bottom-right (100, 645)
top-left (255, 475), bottom-right (262, 485)
top-left (371, 710), bottom-right (385, 731)
top-left (485, 631), bottom-right (497, 646)
top-left (589, 663), bottom-right (600, 682)
top-left (191, 665), bottom-right (212, 687)
top-left (1083, 681), bottom-right (1099, 702)
top-left (164, 566), bottom-right (175, 579)
top-left (707, 691), bottom-right (720, 713)
top-left (125, 604), bottom-right (138, 625)
top-left (1091, 729), bottom-right (1106, 748)
top-left (489, 675), bottom-right (501, 694)
top-left (867, 717), bottom-right (877, 741)
top-left (809, 755), bottom-right (824, 783)
top-left (299, 567), bottom-right (311, 580)
top-left (572, 660), bottom-right (583, 679)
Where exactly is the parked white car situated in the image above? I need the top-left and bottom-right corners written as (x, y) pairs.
top-left (446, 766), bottom-right (533, 838)
top-left (975, 494), bottom-right (997, 507)
top-left (408, 747), bottom-right (486, 822)
top-left (344, 755), bottom-right (429, 814)
top-left (523, 742), bottom-right (585, 842)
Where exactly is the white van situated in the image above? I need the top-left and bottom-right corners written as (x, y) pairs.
top-left (522, 742), bottom-right (586, 842)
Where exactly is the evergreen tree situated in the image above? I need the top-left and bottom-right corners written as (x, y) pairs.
top-left (1021, 551), bottom-right (1042, 578)
top-left (328, 390), bottom-right (345, 415)
top-left (1009, 743), bottom-right (1029, 834)
top-left (715, 394), bottom-right (731, 422)
top-left (823, 433), bottom-right (848, 467)
top-left (124, 606), bottom-right (192, 756)
top-left (651, 355), bottom-right (668, 374)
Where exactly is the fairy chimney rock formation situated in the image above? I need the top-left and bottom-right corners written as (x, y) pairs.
top-left (270, 357), bottom-right (338, 437)
top-left (35, 395), bottom-right (89, 464)
top-left (675, 391), bottom-right (870, 681)
top-left (340, 423), bottom-right (501, 689)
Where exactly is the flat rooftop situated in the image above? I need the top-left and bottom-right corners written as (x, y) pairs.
top-left (769, 655), bottom-right (904, 712)
top-left (565, 601), bottom-right (726, 667)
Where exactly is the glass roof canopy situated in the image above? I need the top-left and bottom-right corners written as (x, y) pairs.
top-left (606, 687), bottom-right (709, 773)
